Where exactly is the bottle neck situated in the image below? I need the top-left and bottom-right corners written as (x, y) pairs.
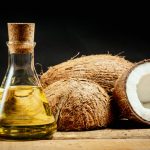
top-left (9, 52), bottom-right (34, 69)
top-left (7, 42), bottom-right (35, 69)
top-left (1, 42), bottom-right (40, 87)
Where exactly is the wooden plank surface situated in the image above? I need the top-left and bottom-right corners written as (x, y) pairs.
top-left (0, 139), bottom-right (150, 150)
top-left (53, 129), bottom-right (150, 139)
top-left (0, 129), bottom-right (150, 150)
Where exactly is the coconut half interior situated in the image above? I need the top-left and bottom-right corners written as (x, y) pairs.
top-left (126, 62), bottom-right (150, 121)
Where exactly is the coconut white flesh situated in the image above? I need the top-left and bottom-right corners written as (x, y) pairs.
top-left (137, 74), bottom-right (150, 108)
top-left (126, 62), bottom-right (150, 121)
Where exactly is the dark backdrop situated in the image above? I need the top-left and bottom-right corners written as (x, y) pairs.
top-left (0, 8), bottom-right (150, 83)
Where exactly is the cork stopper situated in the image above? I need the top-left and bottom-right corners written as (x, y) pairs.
top-left (7, 23), bottom-right (35, 53)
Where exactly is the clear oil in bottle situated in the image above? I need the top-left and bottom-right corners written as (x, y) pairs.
top-left (0, 86), bottom-right (56, 139)
top-left (0, 23), bottom-right (57, 139)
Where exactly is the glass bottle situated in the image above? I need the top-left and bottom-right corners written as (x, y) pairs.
top-left (0, 23), bottom-right (57, 139)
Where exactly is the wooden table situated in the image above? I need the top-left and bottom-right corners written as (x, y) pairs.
top-left (0, 129), bottom-right (150, 150)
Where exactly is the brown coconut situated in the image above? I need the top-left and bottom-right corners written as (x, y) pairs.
top-left (44, 78), bottom-right (113, 131)
top-left (41, 54), bottom-right (133, 95)
top-left (114, 60), bottom-right (150, 125)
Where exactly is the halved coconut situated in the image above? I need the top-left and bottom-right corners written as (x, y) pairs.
top-left (114, 60), bottom-right (150, 125)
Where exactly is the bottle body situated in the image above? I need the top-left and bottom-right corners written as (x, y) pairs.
top-left (0, 43), bottom-right (57, 139)
top-left (0, 86), bottom-right (56, 139)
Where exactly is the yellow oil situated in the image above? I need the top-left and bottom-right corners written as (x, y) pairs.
top-left (0, 86), bottom-right (56, 139)
top-left (0, 88), bottom-right (3, 100)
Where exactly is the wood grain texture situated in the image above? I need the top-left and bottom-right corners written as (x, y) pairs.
top-left (0, 139), bottom-right (150, 150)
top-left (53, 129), bottom-right (150, 139)
top-left (0, 129), bottom-right (150, 150)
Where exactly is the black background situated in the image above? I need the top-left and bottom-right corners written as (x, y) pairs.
top-left (0, 6), bottom-right (150, 83)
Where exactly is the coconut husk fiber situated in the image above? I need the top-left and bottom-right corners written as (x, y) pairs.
top-left (41, 54), bottom-right (133, 95)
top-left (44, 78), bottom-right (113, 131)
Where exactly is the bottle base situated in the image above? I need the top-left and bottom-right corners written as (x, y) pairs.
top-left (0, 122), bottom-right (57, 140)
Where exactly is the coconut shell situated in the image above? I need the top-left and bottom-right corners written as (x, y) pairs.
top-left (41, 54), bottom-right (133, 95)
top-left (44, 78), bottom-right (113, 131)
top-left (113, 60), bottom-right (150, 125)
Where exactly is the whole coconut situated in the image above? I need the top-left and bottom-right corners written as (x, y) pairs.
top-left (41, 54), bottom-right (133, 95)
top-left (44, 78), bottom-right (112, 131)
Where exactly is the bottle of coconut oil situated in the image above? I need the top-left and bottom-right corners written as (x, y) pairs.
top-left (0, 23), bottom-right (57, 139)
